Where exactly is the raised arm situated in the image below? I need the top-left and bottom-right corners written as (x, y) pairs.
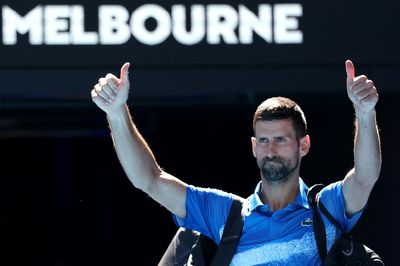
top-left (91, 63), bottom-right (187, 218)
top-left (342, 60), bottom-right (381, 216)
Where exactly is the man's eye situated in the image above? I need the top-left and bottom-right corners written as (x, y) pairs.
top-left (259, 138), bottom-right (268, 143)
top-left (276, 137), bottom-right (286, 142)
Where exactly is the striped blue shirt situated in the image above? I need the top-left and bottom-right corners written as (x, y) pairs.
top-left (174, 178), bottom-right (362, 265)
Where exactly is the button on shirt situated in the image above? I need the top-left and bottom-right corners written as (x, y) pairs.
top-left (174, 178), bottom-right (362, 265)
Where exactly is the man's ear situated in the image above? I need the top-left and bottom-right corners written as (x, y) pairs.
top-left (299, 135), bottom-right (311, 157)
top-left (251, 137), bottom-right (257, 157)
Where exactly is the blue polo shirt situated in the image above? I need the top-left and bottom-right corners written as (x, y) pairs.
top-left (174, 178), bottom-right (362, 265)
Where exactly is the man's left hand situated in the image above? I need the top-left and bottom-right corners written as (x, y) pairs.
top-left (345, 60), bottom-right (379, 114)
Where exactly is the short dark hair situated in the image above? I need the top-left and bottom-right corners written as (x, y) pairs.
top-left (252, 97), bottom-right (307, 139)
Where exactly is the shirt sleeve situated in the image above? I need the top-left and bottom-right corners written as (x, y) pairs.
top-left (319, 181), bottom-right (363, 232)
top-left (173, 185), bottom-right (233, 244)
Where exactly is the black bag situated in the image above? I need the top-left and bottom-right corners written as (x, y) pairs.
top-left (307, 184), bottom-right (384, 265)
top-left (158, 196), bottom-right (245, 266)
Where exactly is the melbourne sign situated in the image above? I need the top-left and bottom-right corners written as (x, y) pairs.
top-left (2, 4), bottom-right (303, 46)
top-left (0, 1), bottom-right (393, 67)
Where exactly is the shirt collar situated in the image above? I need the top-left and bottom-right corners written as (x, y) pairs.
top-left (247, 177), bottom-right (310, 212)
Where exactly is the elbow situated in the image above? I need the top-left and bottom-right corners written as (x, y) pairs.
top-left (371, 163), bottom-right (382, 185)
top-left (132, 166), bottom-right (163, 194)
top-left (355, 170), bottom-right (380, 188)
top-left (354, 160), bottom-right (382, 185)
top-left (367, 173), bottom-right (380, 187)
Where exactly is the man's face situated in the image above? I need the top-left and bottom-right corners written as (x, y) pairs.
top-left (251, 119), bottom-right (309, 184)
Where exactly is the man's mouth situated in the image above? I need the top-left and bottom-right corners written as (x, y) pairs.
top-left (262, 159), bottom-right (282, 167)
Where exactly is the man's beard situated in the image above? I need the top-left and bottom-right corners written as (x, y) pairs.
top-left (258, 153), bottom-right (300, 184)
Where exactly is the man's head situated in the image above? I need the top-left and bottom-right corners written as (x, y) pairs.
top-left (251, 97), bottom-right (310, 184)
top-left (252, 97), bottom-right (307, 140)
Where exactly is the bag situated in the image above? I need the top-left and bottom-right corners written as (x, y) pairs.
top-left (307, 184), bottom-right (384, 266)
top-left (158, 196), bottom-right (245, 266)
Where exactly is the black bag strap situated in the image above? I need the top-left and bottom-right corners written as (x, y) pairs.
top-left (318, 201), bottom-right (345, 232)
top-left (307, 184), bottom-right (328, 262)
top-left (210, 195), bottom-right (245, 266)
top-left (308, 184), bottom-right (385, 266)
top-left (308, 184), bottom-right (347, 262)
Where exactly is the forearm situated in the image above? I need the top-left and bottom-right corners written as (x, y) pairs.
top-left (353, 109), bottom-right (381, 186)
top-left (91, 64), bottom-right (187, 217)
top-left (107, 104), bottom-right (162, 192)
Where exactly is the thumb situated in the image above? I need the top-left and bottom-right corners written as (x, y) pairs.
top-left (119, 62), bottom-right (130, 84)
top-left (345, 60), bottom-right (355, 82)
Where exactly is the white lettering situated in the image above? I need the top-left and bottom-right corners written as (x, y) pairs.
top-left (274, 4), bottom-right (303, 44)
top-left (239, 5), bottom-right (272, 44)
top-left (207, 5), bottom-right (238, 44)
top-left (70, 5), bottom-right (98, 44)
top-left (2, 5), bottom-right (43, 45)
top-left (1, 4), bottom-right (304, 46)
top-left (172, 5), bottom-right (205, 45)
top-left (44, 5), bottom-right (69, 45)
top-left (131, 4), bottom-right (171, 45)
top-left (99, 5), bottom-right (130, 45)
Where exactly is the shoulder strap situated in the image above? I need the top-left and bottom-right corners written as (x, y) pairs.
top-left (307, 184), bottom-right (328, 262)
top-left (318, 201), bottom-right (344, 232)
top-left (210, 195), bottom-right (245, 266)
top-left (308, 184), bottom-right (346, 263)
top-left (308, 184), bottom-right (345, 231)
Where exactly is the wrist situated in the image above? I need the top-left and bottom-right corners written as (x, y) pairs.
top-left (107, 104), bottom-right (129, 122)
top-left (355, 107), bottom-right (375, 118)
top-left (355, 108), bottom-right (376, 127)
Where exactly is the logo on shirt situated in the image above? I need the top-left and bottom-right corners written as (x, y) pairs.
top-left (342, 241), bottom-right (354, 256)
top-left (301, 217), bottom-right (313, 227)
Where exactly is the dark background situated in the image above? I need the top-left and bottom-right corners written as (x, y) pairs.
top-left (0, 1), bottom-right (398, 265)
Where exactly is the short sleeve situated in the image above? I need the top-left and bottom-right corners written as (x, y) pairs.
top-left (173, 185), bottom-right (233, 244)
top-left (319, 181), bottom-right (363, 232)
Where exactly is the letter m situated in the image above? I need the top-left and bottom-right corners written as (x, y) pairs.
top-left (2, 5), bottom-right (43, 45)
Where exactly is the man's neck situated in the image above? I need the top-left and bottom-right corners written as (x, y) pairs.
top-left (259, 176), bottom-right (300, 212)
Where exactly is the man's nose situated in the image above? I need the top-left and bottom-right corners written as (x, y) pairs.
top-left (264, 142), bottom-right (278, 158)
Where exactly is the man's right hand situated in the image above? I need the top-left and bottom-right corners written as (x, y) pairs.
top-left (91, 62), bottom-right (130, 116)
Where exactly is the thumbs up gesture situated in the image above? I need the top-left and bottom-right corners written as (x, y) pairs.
top-left (345, 60), bottom-right (379, 114)
top-left (91, 62), bottom-right (131, 115)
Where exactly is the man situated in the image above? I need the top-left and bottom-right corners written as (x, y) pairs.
top-left (91, 60), bottom-right (381, 264)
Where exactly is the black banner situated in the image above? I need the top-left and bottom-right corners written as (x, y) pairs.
top-left (0, 0), bottom-right (398, 66)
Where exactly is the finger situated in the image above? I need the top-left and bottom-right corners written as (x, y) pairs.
top-left (99, 74), bottom-right (117, 83)
top-left (91, 90), bottom-right (107, 106)
top-left (360, 91), bottom-right (379, 104)
top-left (119, 62), bottom-right (130, 84)
top-left (98, 78), bottom-right (116, 98)
top-left (356, 84), bottom-right (377, 100)
top-left (350, 77), bottom-right (370, 94)
top-left (365, 80), bottom-right (374, 90)
top-left (345, 60), bottom-right (355, 81)
top-left (348, 77), bottom-right (368, 96)
top-left (95, 84), bottom-right (113, 102)
top-left (352, 75), bottom-right (368, 87)
top-left (105, 73), bottom-right (118, 81)
top-left (98, 77), bottom-right (107, 86)
top-left (355, 86), bottom-right (375, 100)
top-left (105, 74), bottom-right (119, 93)
top-left (103, 84), bottom-right (116, 99)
